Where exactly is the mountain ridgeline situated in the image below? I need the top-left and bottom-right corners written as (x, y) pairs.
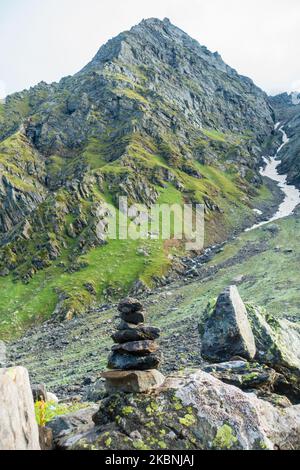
top-left (0, 18), bottom-right (296, 336)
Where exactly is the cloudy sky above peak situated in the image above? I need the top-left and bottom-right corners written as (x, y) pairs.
top-left (0, 0), bottom-right (299, 98)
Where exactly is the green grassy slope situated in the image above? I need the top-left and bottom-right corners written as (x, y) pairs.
top-left (7, 210), bottom-right (300, 392)
top-left (0, 127), bottom-right (274, 340)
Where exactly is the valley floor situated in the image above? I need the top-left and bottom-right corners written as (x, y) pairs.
top-left (6, 202), bottom-right (300, 398)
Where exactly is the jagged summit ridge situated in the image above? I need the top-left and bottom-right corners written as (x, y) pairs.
top-left (86, 17), bottom-right (250, 82)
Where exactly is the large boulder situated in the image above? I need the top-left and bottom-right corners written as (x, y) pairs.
top-left (247, 304), bottom-right (300, 372)
top-left (200, 286), bottom-right (256, 362)
top-left (53, 370), bottom-right (300, 450)
top-left (246, 304), bottom-right (300, 401)
top-left (0, 367), bottom-right (40, 450)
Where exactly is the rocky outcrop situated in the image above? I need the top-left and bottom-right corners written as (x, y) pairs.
top-left (246, 304), bottom-right (300, 401)
top-left (52, 369), bottom-right (300, 450)
top-left (199, 287), bottom-right (300, 402)
top-left (0, 367), bottom-right (40, 450)
top-left (200, 286), bottom-right (256, 361)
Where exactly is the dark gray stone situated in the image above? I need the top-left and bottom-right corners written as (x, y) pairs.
top-left (112, 340), bottom-right (158, 355)
top-left (120, 310), bottom-right (145, 325)
top-left (107, 351), bottom-right (161, 370)
top-left (118, 298), bottom-right (143, 314)
top-left (112, 326), bottom-right (160, 343)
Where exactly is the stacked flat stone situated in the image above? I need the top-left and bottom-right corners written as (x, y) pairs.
top-left (102, 298), bottom-right (165, 393)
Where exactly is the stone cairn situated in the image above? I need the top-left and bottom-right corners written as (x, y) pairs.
top-left (102, 298), bottom-right (165, 393)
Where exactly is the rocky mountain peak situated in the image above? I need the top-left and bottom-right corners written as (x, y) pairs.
top-left (85, 17), bottom-right (238, 80)
top-left (0, 18), bottom-right (278, 332)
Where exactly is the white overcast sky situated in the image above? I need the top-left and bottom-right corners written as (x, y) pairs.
top-left (0, 0), bottom-right (300, 99)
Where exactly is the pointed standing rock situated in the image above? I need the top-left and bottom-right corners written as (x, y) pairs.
top-left (200, 285), bottom-right (256, 362)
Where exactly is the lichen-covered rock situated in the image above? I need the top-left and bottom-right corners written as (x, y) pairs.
top-left (0, 367), bottom-right (40, 450)
top-left (47, 405), bottom-right (98, 446)
top-left (203, 360), bottom-right (279, 392)
top-left (246, 304), bottom-right (300, 401)
top-left (54, 370), bottom-right (300, 450)
top-left (247, 304), bottom-right (300, 372)
top-left (200, 286), bottom-right (256, 361)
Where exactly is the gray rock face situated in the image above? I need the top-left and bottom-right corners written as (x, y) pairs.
top-left (248, 305), bottom-right (300, 370)
top-left (54, 369), bottom-right (300, 450)
top-left (203, 360), bottom-right (279, 392)
top-left (0, 367), bottom-right (40, 450)
top-left (201, 286), bottom-right (256, 362)
top-left (201, 360), bottom-right (294, 407)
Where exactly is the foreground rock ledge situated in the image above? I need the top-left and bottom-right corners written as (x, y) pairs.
top-left (0, 367), bottom-right (40, 450)
top-left (52, 370), bottom-right (300, 450)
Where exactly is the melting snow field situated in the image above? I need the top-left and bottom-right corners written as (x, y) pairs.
top-left (247, 125), bottom-right (300, 232)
